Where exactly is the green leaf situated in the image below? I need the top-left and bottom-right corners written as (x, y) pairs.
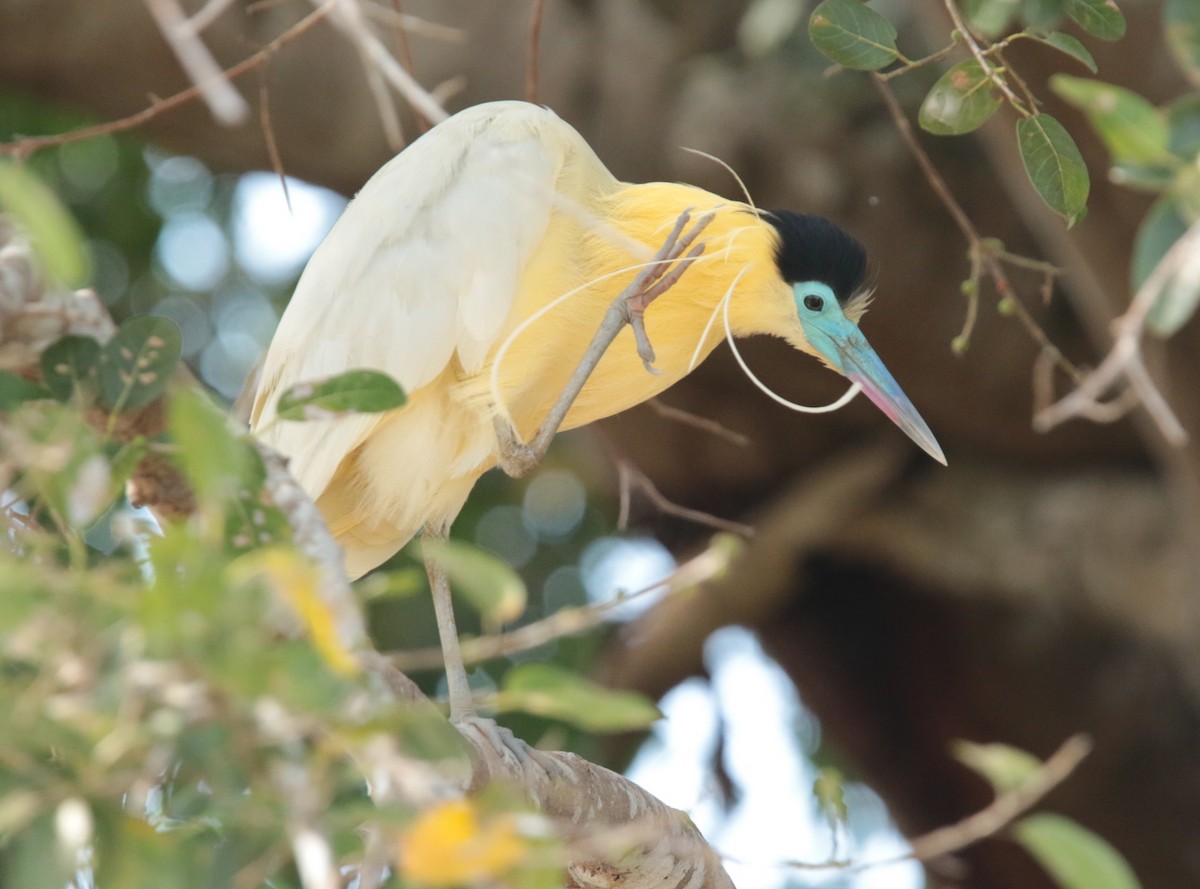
top-left (1064, 0), bottom-right (1126, 41)
top-left (952, 739), bottom-right (1042, 794)
top-left (1165, 0), bottom-right (1200, 82)
top-left (808, 0), bottom-right (900, 71)
top-left (919, 60), bottom-right (1002, 135)
top-left (0, 371), bottom-right (50, 410)
top-left (1132, 197), bottom-right (1200, 337)
top-left (169, 387), bottom-right (254, 501)
top-left (0, 162), bottom-right (90, 286)
top-left (496, 664), bottom-right (661, 732)
top-left (276, 369), bottom-right (407, 421)
top-left (1051, 76), bottom-right (1171, 166)
top-left (1167, 93), bottom-right (1200, 159)
top-left (1014, 813), bottom-right (1142, 889)
top-left (963, 0), bottom-right (1019, 38)
top-left (1030, 31), bottom-right (1098, 72)
top-left (1017, 113), bottom-right (1090, 225)
top-left (422, 538), bottom-right (527, 626)
top-left (98, 315), bottom-right (182, 411)
top-left (39, 334), bottom-right (100, 401)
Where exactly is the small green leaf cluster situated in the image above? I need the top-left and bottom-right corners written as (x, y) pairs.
top-left (808, 0), bottom-right (1134, 227)
top-left (808, 1), bottom-right (1200, 371)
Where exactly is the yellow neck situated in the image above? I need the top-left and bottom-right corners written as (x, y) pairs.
top-left (594, 182), bottom-right (796, 343)
top-left (458, 181), bottom-right (798, 438)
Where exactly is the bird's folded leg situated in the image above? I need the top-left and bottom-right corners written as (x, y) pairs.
top-left (620, 208), bottom-right (714, 371)
top-left (493, 208), bottom-right (713, 480)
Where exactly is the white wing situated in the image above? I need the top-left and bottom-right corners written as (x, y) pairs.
top-left (250, 102), bottom-right (586, 498)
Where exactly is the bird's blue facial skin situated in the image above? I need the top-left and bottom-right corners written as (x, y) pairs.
top-left (792, 281), bottom-right (844, 371)
top-left (793, 281), bottom-right (947, 465)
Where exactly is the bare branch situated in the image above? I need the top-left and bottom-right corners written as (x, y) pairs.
top-left (323, 0), bottom-right (448, 127)
top-left (1034, 221), bottom-right (1200, 444)
top-left (892, 733), bottom-right (1092, 865)
top-left (726, 733), bottom-right (1092, 874)
top-left (0, 2), bottom-right (334, 160)
top-left (144, 0), bottom-right (250, 125)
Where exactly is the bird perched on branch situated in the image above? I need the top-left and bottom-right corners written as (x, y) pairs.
top-left (249, 100), bottom-right (943, 719)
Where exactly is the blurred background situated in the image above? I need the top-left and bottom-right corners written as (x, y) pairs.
top-left (2, 1), bottom-right (1198, 886)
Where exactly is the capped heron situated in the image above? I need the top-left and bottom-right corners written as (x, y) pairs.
top-left (249, 100), bottom-right (944, 720)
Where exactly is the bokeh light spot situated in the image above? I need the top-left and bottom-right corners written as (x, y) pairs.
top-left (155, 212), bottom-right (229, 291)
top-left (233, 174), bottom-right (344, 285)
top-left (154, 295), bottom-right (214, 359)
top-left (580, 536), bottom-right (674, 619)
top-left (522, 468), bottom-right (586, 539)
top-left (147, 154), bottom-right (214, 215)
top-left (57, 136), bottom-right (119, 200)
top-left (475, 505), bottom-right (537, 569)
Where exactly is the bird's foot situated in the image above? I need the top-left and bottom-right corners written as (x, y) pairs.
top-left (453, 714), bottom-right (556, 780)
top-left (619, 208), bottom-right (715, 372)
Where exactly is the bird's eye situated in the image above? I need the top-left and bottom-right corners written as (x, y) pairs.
top-left (803, 294), bottom-right (825, 312)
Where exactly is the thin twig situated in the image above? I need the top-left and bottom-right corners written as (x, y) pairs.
top-left (527, 0), bottom-right (547, 103)
top-left (357, 40), bottom-right (405, 150)
top-left (724, 733), bottom-right (1092, 873)
top-left (894, 733), bottom-right (1092, 865)
top-left (389, 0), bottom-right (428, 134)
top-left (877, 43), bottom-right (958, 80)
top-left (941, 0), bottom-right (1026, 114)
top-left (388, 540), bottom-right (736, 671)
top-left (619, 461), bottom-right (755, 537)
top-left (871, 74), bottom-right (1080, 380)
top-left (144, 0), bottom-right (250, 125)
top-left (646, 398), bottom-right (751, 448)
top-left (0, 2), bottom-right (334, 159)
top-left (257, 74), bottom-right (292, 213)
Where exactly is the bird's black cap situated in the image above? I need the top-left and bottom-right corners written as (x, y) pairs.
top-left (761, 210), bottom-right (868, 303)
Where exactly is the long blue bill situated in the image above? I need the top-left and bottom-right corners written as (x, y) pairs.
top-left (834, 325), bottom-right (946, 465)
top-left (794, 284), bottom-right (946, 466)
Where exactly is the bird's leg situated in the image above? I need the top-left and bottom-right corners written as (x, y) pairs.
top-left (421, 524), bottom-right (474, 722)
top-left (493, 208), bottom-right (714, 479)
top-left (423, 525), bottom-right (540, 764)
